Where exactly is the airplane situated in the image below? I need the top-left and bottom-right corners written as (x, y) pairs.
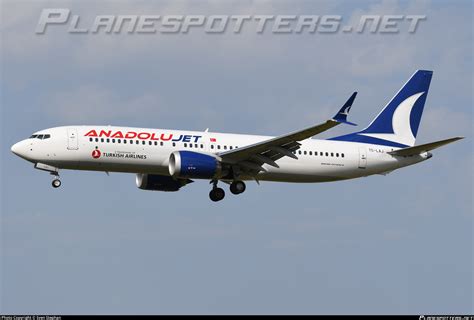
top-left (11, 70), bottom-right (463, 202)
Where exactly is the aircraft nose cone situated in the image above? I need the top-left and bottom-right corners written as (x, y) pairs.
top-left (11, 142), bottom-right (21, 156)
top-left (11, 140), bottom-right (35, 162)
top-left (11, 140), bottom-right (29, 160)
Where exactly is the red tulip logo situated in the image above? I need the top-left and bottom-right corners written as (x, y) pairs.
top-left (92, 149), bottom-right (101, 159)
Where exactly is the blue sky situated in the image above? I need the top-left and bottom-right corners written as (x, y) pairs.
top-left (1, 0), bottom-right (472, 314)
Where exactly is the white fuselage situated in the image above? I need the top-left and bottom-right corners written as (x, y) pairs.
top-left (11, 125), bottom-right (428, 183)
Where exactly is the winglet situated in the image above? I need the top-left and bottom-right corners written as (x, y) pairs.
top-left (332, 92), bottom-right (357, 126)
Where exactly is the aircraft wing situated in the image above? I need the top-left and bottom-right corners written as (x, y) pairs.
top-left (218, 92), bottom-right (357, 173)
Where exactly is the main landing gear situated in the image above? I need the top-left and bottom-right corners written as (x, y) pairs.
top-left (209, 180), bottom-right (246, 202)
top-left (209, 180), bottom-right (225, 202)
top-left (230, 181), bottom-right (246, 195)
top-left (209, 186), bottom-right (225, 202)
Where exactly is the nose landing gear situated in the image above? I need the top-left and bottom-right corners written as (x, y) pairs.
top-left (33, 163), bottom-right (62, 189)
top-left (52, 178), bottom-right (61, 188)
top-left (51, 172), bottom-right (61, 188)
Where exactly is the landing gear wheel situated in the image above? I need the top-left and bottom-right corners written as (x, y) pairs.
top-left (230, 181), bottom-right (246, 195)
top-left (209, 187), bottom-right (225, 202)
top-left (52, 179), bottom-right (61, 188)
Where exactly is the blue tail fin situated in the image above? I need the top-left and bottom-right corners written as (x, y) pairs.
top-left (330, 70), bottom-right (433, 147)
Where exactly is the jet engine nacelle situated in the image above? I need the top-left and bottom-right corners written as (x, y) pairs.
top-left (136, 173), bottom-right (191, 192)
top-left (169, 151), bottom-right (222, 179)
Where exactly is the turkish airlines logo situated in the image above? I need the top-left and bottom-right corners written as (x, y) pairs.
top-left (92, 149), bottom-right (101, 159)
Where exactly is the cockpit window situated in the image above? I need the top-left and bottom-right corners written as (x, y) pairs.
top-left (29, 134), bottom-right (51, 140)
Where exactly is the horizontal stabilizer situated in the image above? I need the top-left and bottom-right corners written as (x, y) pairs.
top-left (388, 137), bottom-right (464, 156)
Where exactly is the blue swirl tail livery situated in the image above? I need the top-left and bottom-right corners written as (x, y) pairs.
top-left (330, 70), bottom-right (433, 148)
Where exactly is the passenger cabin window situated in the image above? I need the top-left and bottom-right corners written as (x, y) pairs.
top-left (341, 153), bottom-right (345, 158)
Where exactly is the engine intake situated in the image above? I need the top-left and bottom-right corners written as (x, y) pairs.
top-left (136, 173), bottom-right (192, 192)
top-left (169, 151), bottom-right (222, 179)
